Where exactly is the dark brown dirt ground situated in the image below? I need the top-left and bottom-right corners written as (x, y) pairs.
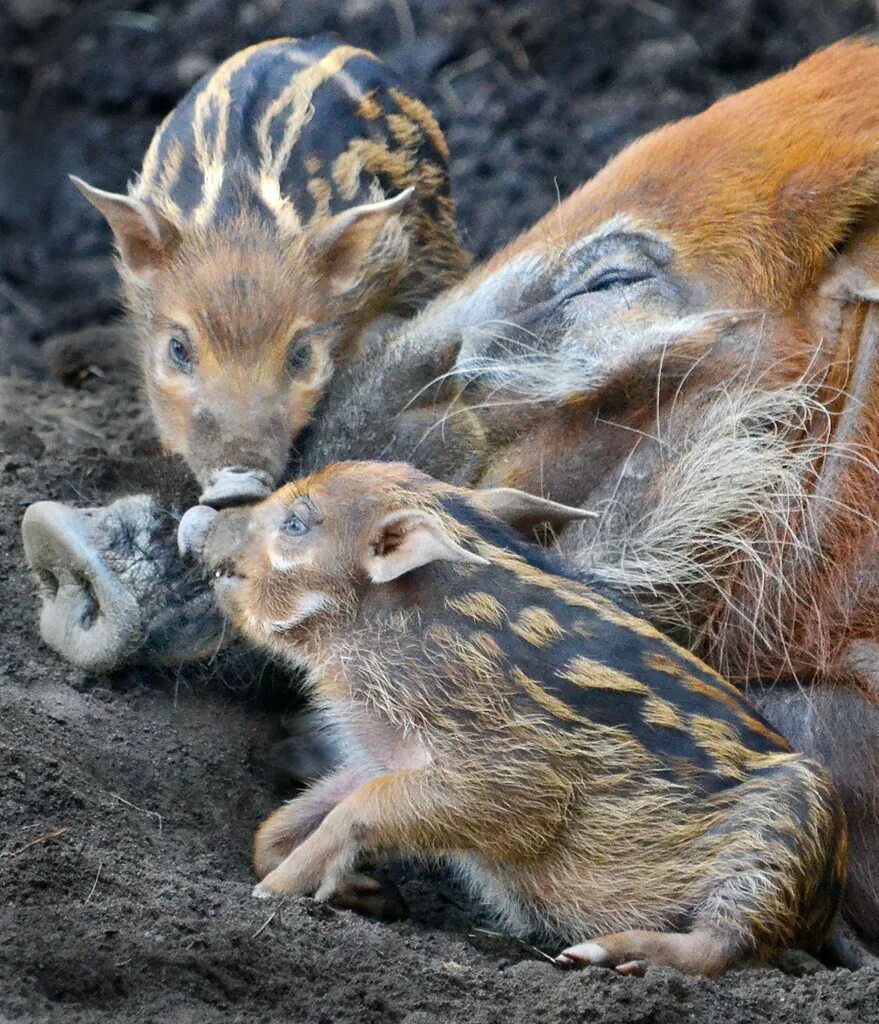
top-left (5, 2), bottom-right (879, 1021)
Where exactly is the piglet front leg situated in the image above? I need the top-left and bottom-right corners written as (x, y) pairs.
top-left (256, 763), bottom-right (545, 902)
top-left (253, 799), bottom-right (371, 902)
top-left (254, 764), bottom-right (366, 879)
top-left (253, 765), bottom-right (408, 921)
top-left (255, 769), bottom-right (434, 901)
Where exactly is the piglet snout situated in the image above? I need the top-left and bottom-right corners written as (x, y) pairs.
top-left (198, 467), bottom-right (274, 508)
top-left (178, 503), bottom-right (250, 578)
top-left (177, 505), bottom-right (219, 563)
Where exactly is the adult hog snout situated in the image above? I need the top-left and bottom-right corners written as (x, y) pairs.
top-left (23, 501), bottom-right (143, 672)
top-left (23, 496), bottom-right (228, 670)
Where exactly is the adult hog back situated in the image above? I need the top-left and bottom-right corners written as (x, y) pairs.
top-left (72, 36), bottom-right (468, 506)
top-left (180, 462), bottom-right (845, 977)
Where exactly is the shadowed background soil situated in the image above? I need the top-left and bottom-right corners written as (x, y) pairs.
top-left (3, 1), bottom-right (879, 1021)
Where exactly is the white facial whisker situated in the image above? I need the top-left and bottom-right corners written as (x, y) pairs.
top-left (268, 544), bottom-right (315, 571)
top-left (266, 591), bottom-right (334, 633)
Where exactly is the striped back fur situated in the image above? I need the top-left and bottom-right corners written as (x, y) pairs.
top-left (72, 36), bottom-right (468, 506)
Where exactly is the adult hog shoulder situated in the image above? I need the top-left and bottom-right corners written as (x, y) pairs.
top-left (179, 461), bottom-right (845, 977)
top-left (72, 36), bottom-right (468, 507)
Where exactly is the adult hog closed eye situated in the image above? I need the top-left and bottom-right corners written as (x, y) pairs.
top-left (288, 40), bottom-right (879, 951)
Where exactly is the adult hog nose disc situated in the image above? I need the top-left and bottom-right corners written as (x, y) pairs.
top-left (21, 502), bottom-right (143, 672)
top-left (177, 505), bottom-right (219, 562)
top-left (199, 467), bottom-right (274, 508)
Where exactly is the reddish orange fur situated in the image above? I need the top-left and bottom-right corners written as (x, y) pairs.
top-left (145, 219), bottom-right (350, 461)
top-left (456, 40), bottom-right (879, 697)
top-left (496, 40), bottom-right (879, 307)
top-left (410, 42), bottom-right (879, 945)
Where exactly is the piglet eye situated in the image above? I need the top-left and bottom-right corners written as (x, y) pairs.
top-left (286, 340), bottom-right (311, 377)
top-left (167, 329), bottom-right (195, 373)
top-left (283, 512), bottom-right (309, 535)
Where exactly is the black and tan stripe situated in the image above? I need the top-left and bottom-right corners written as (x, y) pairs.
top-left (136, 36), bottom-right (452, 234)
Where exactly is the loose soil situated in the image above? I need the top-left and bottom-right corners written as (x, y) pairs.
top-left (3, 2), bottom-right (879, 1021)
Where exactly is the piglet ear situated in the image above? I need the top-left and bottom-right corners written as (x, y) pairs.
top-left (473, 487), bottom-right (596, 534)
top-left (310, 187), bottom-right (415, 297)
top-left (364, 508), bottom-right (489, 584)
top-left (70, 176), bottom-right (179, 280)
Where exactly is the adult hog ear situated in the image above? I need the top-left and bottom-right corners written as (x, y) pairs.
top-left (70, 176), bottom-right (179, 280)
top-left (819, 213), bottom-right (879, 303)
top-left (310, 187), bottom-right (415, 297)
top-left (364, 508), bottom-right (489, 584)
top-left (474, 488), bottom-right (596, 534)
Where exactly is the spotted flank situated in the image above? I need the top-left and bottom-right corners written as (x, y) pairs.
top-left (136, 36), bottom-right (454, 233)
top-left (509, 606), bottom-right (567, 647)
top-left (446, 591), bottom-right (507, 628)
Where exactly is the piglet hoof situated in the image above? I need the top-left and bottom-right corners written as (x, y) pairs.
top-left (614, 960), bottom-right (647, 977)
top-left (328, 873), bottom-right (409, 923)
top-left (251, 883), bottom-right (274, 900)
top-left (555, 940), bottom-right (610, 970)
top-left (556, 941), bottom-right (644, 975)
top-left (556, 928), bottom-right (734, 976)
top-left (43, 323), bottom-right (134, 385)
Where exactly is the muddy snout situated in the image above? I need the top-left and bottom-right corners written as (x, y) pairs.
top-left (198, 467), bottom-right (274, 508)
top-left (23, 495), bottom-right (230, 671)
top-left (178, 503), bottom-right (256, 621)
top-left (22, 502), bottom-right (143, 672)
top-left (178, 504), bottom-right (250, 578)
top-left (177, 505), bottom-right (219, 563)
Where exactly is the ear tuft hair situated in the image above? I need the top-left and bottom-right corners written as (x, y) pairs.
top-left (475, 487), bottom-right (595, 534)
top-left (309, 188), bottom-right (414, 297)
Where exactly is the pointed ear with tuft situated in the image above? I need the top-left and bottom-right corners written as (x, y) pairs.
top-left (364, 508), bottom-right (489, 584)
top-left (70, 175), bottom-right (179, 280)
top-left (474, 488), bottom-right (596, 534)
top-left (310, 187), bottom-right (415, 297)
top-left (820, 214), bottom-right (879, 304)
